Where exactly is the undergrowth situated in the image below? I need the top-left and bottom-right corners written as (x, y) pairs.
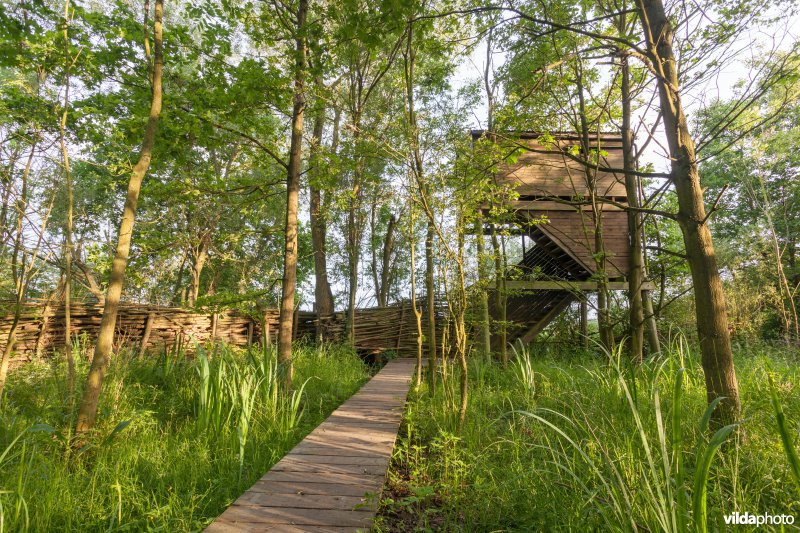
top-left (377, 338), bottom-right (800, 531)
top-left (0, 341), bottom-right (369, 531)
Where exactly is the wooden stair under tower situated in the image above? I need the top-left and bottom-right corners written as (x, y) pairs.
top-left (474, 131), bottom-right (633, 347)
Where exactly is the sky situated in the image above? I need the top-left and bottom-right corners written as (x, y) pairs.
top-left (450, 9), bottom-right (800, 174)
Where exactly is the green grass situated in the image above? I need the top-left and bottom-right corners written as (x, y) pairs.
top-left (378, 339), bottom-right (800, 531)
top-left (0, 342), bottom-right (370, 531)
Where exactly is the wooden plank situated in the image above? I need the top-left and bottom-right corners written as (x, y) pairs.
top-left (214, 506), bottom-right (373, 527)
top-left (270, 459), bottom-right (388, 476)
top-left (248, 480), bottom-right (380, 497)
top-left (279, 454), bottom-right (389, 467)
top-left (504, 280), bottom-right (655, 291)
top-left (206, 520), bottom-right (360, 533)
top-left (287, 442), bottom-right (389, 457)
top-left (259, 471), bottom-right (384, 487)
top-left (236, 492), bottom-right (372, 511)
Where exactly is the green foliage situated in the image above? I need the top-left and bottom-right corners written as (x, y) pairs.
top-left (378, 341), bottom-right (800, 531)
top-left (0, 342), bottom-right (369, 530)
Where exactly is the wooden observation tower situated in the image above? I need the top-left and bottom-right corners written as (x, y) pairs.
top-left (474, 131), bottom-right (635, 346)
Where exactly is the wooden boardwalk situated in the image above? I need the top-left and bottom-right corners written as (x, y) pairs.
top-left (205, 358), bottom-right (418, 532)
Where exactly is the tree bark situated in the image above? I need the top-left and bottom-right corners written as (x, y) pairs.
top-left (277, 0), bottom-right (308, 389)
top-left (309, 96), bottom-right (334, 340)
top-left (475, 215), bottom-right (491, 357)
top-left (638, 0), bottom-right (741, 424)
top-left (75, 0), bottom-right (164, 434)
top-left (491, 226), bottom-right (507, 366)
top-left (403, 24), bottom-right (435, 387)
top-left (409, 202), bottom-right (423, 388)
top-left (59, 0), bottom-right (75, 400)
top-left (425, 217), bottom-right (437, 385)
top-left (580, 296), bottom-right (589, 349)
top-left (575, 63), bottom-right (613, 354)
top-left (0, 140), bottom-right (38, 400)
top-left (621, 51), bottom-right (645, 363)
top-left (379, 214), bottom-right (397, 307)
top-left (187, 232), bottom-right (210, 306)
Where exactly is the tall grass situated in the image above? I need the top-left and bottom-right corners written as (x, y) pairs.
top-left (0, 341), bottom-right (369, 531)
top-left (379, 339), bottom-right (800, 531)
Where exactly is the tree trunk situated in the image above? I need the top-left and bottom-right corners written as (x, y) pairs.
top-left (577, 68), bottom-right (614, 353)
top-left (580, 296), bottom-right (589, 349)
top-left (187, 235), bottom-right (209, 306)
top-left (425, 217), bottom-right (437, 387)
top-left (379, 214), bottom-right (397, 307)
top-left (75, 0), bottom-right (164, 434)
top-left (309, 97), bottom-right (334, 340)
top-left (409, 203), bottom-right (423, 388)
top-left (475, 215), bottom-right (491, 356)
top-left (455, 209), bottom-right (468, 426)
top-left (277, 0), bottom-right (308, 389)
top-left (643, 290), bottom-right (661, 354)
top-left (638, 0), bottom-right (741, 424)
top-left (404, 25), bottom-right (435, 388)
top-left (59, 0), bottom-right (75, 400)
top-left (491, 226), bottom-right (507, 366)
top-left (346, 109), bottom-right (364, 344)
top-left (0, 140), bottom-right (38, 400)
top-left (621, 52), bottom-right (645, 363)
top-left (370, 202), bottom-right (381, 305)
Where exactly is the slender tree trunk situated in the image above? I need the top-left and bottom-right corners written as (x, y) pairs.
top-left (576, 65), bottom-right (613, 353)
top-left (752, 177), bottom-right (799, 343)
top-left (379, 214), bottom-right (397, 307)
top-left (59, 0), bottom-right (75, 399)
top-left (638, 0), bottom-right (741, 424)
top-left (370, 202), bottom-right (381, 304)
top-left (475, 215), bottom-right (491, 356)
top-left (455, 209), bottom-right (468, 426)
top-left (404, 28), bottom-right (436, 389)
top-left (187, 234), bottom-right (209, 306)
top-left (277, 0), bottom-right (308, 389)
top-left (620, 51), bottom-right (645, 363)
top-left (638, 178), bottom-right (662, 355)
top-left (580, 296), bottom-right (589, 349)
top-left (0, 140), bottom-right (38, 400)
top-left (491, 226), bottom-right (507, 366)
top-left (643, 290), bottom-right (661, 354)
top-left (309, 97), bottom-right (334, 340)
top-left (425, 218), bottom-right (437, 387)
top-left (346, 109), bottom-right (362, 344)
top-left (75, 0), bottom-right (164, 434)
top-left (0, 148), bottom-right (22, 253)
top-left (409, 199), bottom-right (423, 387)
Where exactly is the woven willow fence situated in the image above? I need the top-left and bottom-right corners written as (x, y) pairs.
top-left (0, 300), bottom-right (443, 363)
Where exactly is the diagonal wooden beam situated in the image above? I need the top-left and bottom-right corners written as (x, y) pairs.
top-left (519, 295), bottom-right (575, 344)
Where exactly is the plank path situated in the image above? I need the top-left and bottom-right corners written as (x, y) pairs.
top-left (205, 358), bottom-right (418, 532)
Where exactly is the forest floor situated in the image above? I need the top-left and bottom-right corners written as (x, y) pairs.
top-left (0, 342), bottom-right (371, 531)
top-left (374, 340), bottom-right (800, 532)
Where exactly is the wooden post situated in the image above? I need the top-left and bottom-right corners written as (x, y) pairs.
top-left (247, 320), bottom-right (254, 346)
top-left (139, 311), bottom-right (155, 357)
